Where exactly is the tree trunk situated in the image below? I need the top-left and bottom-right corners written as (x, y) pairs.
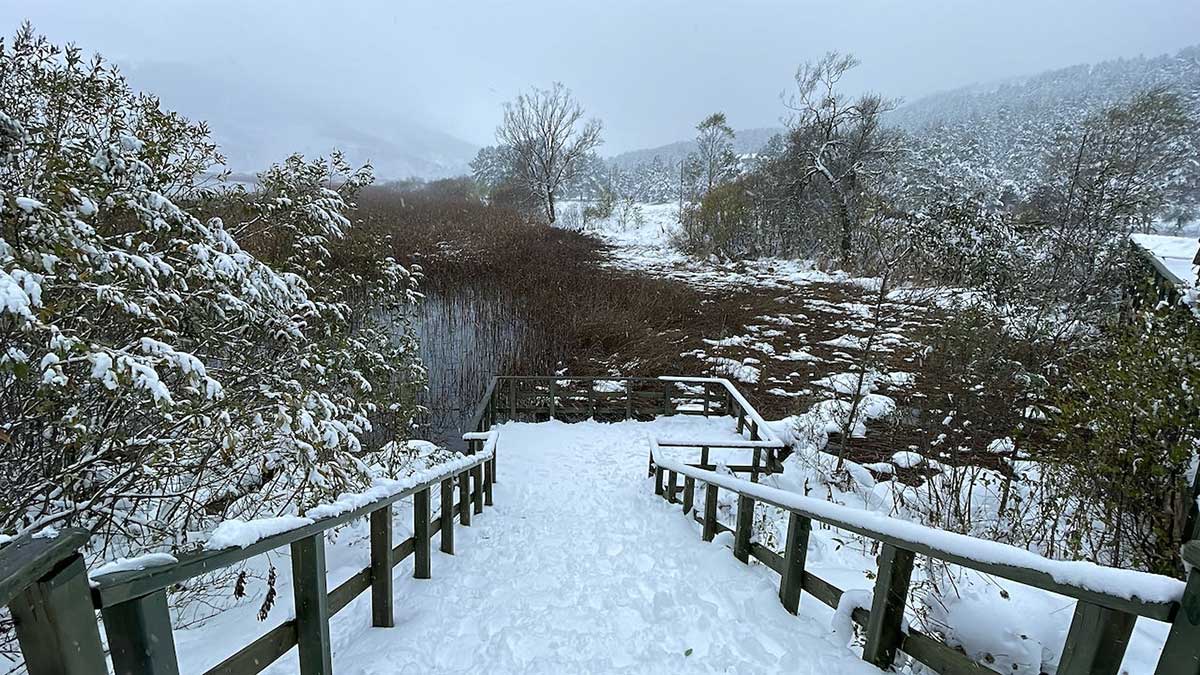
top-left (546, 190), bottom-right (556, 224)
top-left (836, 197), bottom-right (853, 262)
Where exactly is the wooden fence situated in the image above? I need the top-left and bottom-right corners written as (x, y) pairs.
top-left (651, 453), bottom-right (1200, 675)
top-left (1131, 238), bottom-right (1191, 308)
top-left (463, 375), bottom-right (787, 481)
top-left (1, 438), bottom-right (498, 675)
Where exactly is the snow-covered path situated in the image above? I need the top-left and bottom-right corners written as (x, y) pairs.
top-left (288, 417), bottom-right (876, 674)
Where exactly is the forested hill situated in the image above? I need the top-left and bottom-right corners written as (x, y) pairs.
top-left (890, 44), bottom-right (1200, 132)
top-left (608, 126), bottom-right (783, 169)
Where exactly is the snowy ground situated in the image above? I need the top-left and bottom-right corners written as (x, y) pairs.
top-left (166, 414), bottom-right (1178, 674)
top-left (173, 416), bottom-right (879, 673)
top-left (578, 202), bottom-right (871, 293)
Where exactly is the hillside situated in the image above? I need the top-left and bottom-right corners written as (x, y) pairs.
top-left (607, 127), bottom-right (783, 169)
top-left (890, 44), bottom-right (1200, 132)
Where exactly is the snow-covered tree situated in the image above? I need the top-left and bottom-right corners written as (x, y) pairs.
top-left (495, 82), bottom-right (603, 223)
top-left (469, 145), bottom-right (515, 196)
top-left (686, 112), bottom-right (738, 196)
top-left (784, 52), bottom-right (903, 262)
top-left (0, 26), bottom-right (424, 553)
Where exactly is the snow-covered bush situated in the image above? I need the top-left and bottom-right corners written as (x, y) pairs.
top-left (1040, 302), bottom-right (1200, 576)
top-left (0, 25), bottom-right (424, 552)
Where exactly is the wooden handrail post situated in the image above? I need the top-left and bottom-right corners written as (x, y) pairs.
top-left (667, 470), bottom-right (679, 505)
top-left (1155, 541), bottom-right (1200, 673)
top-left (548, 379), bottom-right (557, 420)
top-left (625, 384), bottom-right (633, 420)
top-left (102, 589), bottom-right (180, 675)
top-left (472, 465), bottom-right (484, 515)
top-left (736, 409), bottom-right (746, 434)
top-left (654, 466), bottom-right (665, 497)
top-left (703, 383), bottom-right (710, 418)
top-left (734, 495), bottom-right (754, 563)
top-left (703, 484), bottom-right (719, 542)
top-left (440, 477), bottom-right (455, 555)
top-left (662, 380), bottom-right (671, 416)
top-left (414, 487), bottom-right (432, 579)
top-left (369, 504), bottom-right (394, 627)
top-left (509, 378), bottom-right (517, 421)
top-left (484, 456), bottom-right (495, 506)
top-left (682, 476), bottom-right (695, 515)
top-left (1058, 601), bottom-right (1135, 675)
top-left (289, 534), bottom-right (333, 675)
top-left (10, 553), bottom-right (107, 675)
top-left (751, 447), bottom-right (762, 483)
top-left (700, 446), bottom-right (710, 469)
top-left (779, 513), bottom-right (812, 615)
top-left (458, 471), bottom-right (472, 526)
top-left (862, 543), bottom-right (915, 668)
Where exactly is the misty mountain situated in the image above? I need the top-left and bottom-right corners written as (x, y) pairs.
top-left (890, 44), bottom-right (1200, 134)
top-left (124, 62), bottom-right (478, 181)
top-left (883, 44), bottom-right (1200, 209)
top-left (607, 127), bottom-right (783, 170)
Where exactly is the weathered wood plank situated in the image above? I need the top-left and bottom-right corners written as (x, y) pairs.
top-left (749, 542), bottom-right (784, 573)
top-left (369, 504), bottom-right (394, 627)
top-left (207, 525), bottom-right (429, 675)
top-left (9, 554), bottom-right (107, 675)
top-left (734, 495), bottom-right (754, 563)
top-left (290, 534), bottom-right (332, 675)
top-left (703, 484), bottom-right (719, 542)
top-left (414, 487), bottom-right (431, 580)
top-left (102, 589), bottom-right (180, 675)
top-left (92, 453), bottom-right (490, 609)
top-left (780, 513), bottom-right (811, 615)
top-left (862, 544), bottom-right (915, 669)
top-left (682, 476), bottom-right (695, 515)
top-left (660, 462), bottom-right (1177, 621)
top-left (0, 528), bottom-right (90, 607)
top-left (440, 477), bottom-right (455, 555)
top-left (458, 470), bottom-right (472, 526)
top-left (472, 465), bottom-right (484, 515)
top-left (667, 471), bottom-right (679, 505)
top-left (1058, 600), bottom-right (1135, 675)
top-left (1158, 558), bottom-right (1200, 673)
top-left (484, 456), bottom-right (495, 506)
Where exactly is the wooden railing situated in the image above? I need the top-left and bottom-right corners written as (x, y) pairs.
top-left (651, 453), bottom-right (1200, 675)
top-left (1, 437), bottom-right (498, 675)
top-left (463, 375), bottom-right (787, 481)
top-left (1131, 238), bottom-right (1190, 307)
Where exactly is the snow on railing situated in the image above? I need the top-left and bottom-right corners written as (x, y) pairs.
top-left (4, 443), bottom-right (500, 675)
top-left (649, 445), bottom-right (1200, 673)
top-left (659, 375), bottom-right (781, 441)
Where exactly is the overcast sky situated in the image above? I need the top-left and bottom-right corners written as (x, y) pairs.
top-left (5, 0), bottom-right (1200, 154)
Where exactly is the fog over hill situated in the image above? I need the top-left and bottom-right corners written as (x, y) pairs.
top-left (124, 62), bottom-right (479, 181)
top-left (607, 127), bottom-right (784, 169)
top-left (889, 44), bottom-right (1200, 132)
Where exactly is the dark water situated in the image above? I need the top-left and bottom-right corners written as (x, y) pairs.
top-left (410, 283), bottom-right (563, 451)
